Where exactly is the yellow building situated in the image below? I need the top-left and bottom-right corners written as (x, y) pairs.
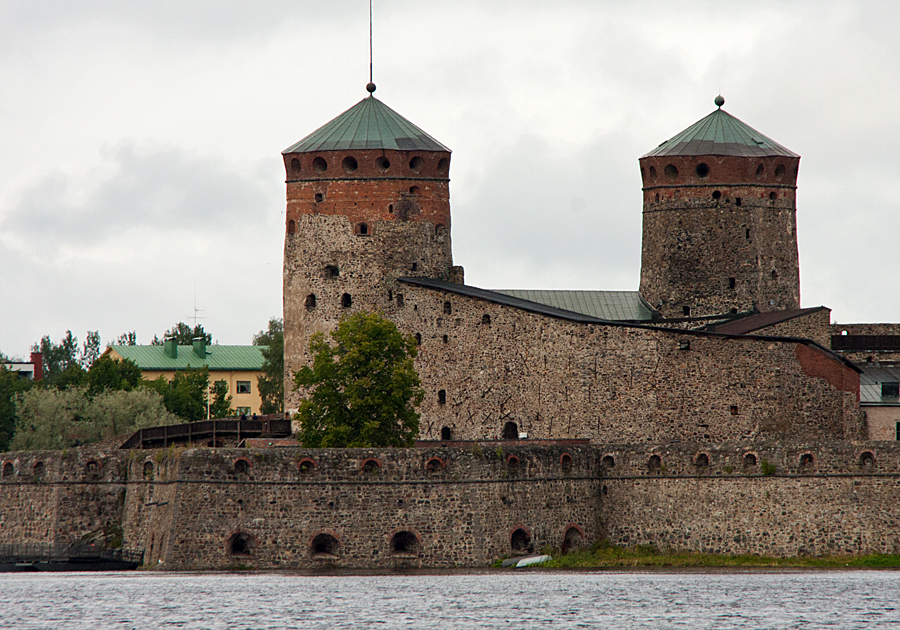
top-left (103, 338), bottom-right (267, 416)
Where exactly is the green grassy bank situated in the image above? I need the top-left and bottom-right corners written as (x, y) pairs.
top-left (501, 541), bottom-right (900, 569)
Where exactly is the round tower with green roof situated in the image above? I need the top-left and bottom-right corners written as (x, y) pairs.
top-left (281, 88), bottom-right (461, 413)
top-left (638, 97), bottom-right (801, 319)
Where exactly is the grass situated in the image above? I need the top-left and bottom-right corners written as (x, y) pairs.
top-left (510, 540), bottom-right (900, 569)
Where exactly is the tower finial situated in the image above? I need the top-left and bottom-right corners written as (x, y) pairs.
top-left (366, 0), bottom-right (376, 95)
top-left (715, 94), bottom-right (725, 108)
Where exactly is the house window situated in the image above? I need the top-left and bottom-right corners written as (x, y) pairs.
top-left (882, 382), bottom-right (899, 398)
top-left (236, 381), bottom-right (251, 394)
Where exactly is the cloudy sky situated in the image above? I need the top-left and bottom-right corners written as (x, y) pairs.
top-left (1, 0), bottom-right (897, 358)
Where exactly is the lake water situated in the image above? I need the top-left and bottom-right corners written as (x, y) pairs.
top-left (0, 570), bottom-right (897, 629)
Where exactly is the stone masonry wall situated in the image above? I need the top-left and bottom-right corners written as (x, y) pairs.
top-left (153, 445), bottom-right (598, 570)
top-left (394, 284), bottom-right (863, 444)
top-left (599, 441), bottom-right (900, 556)
top-left (639, 154), bottom-right (800, 318)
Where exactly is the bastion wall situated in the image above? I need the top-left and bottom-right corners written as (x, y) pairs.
top-left (3, 441), bottom-right (900, 568)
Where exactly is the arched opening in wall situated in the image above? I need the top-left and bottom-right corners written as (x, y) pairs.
top-left (510, 528), bottom-right (532, 554)
top-left (859, 451), bottom-right (875, 471)
top-left (647, 455), bottom-right (662, 474)
top-left (649, 166), bottom-right (657, 181)
top-left (305, 294), bottom-right (317, 310)
top-left (311, 533), bottom-right (340, 557)
top-left (695, 163), bottom-right (710, 178)
top-left (664, 164), bottom-right (678, 179)
top-left (287, 219), bottom-right (296, 234)
top-left (388, 290), bottom-right (393, 301)
top-left (234, 459), bottom-right (250, 475)
top-left (481, 314), bottom-right (491, 325)
top-left (655, 193), bottom-right (660, 203)
top-left (409, 186), bottom-right (421, 195)
top-left (361, 458), bottom-right (381, 474)
top-left (315, 192), bottom-right (324, 202)
top-left (313, 157), bottom-right (328, 173)
top-left (2, 462), bottom-right (13, 477)
top-left (411, 262), bottom-right (418, 272)
top-left (396, 294), bottom-right (404, 307)
top-left (683, 306), bottom-right (691, 317)
top-left (298, 458), bottom-right (317, 475)
top-left (438, 390), bottom-right (446, 405)
top-left (437, 157), bottom-right (449, 174)
top-left (33, 462), bottom-right (44, 478)
top-left (771, 270), bottom-right (778, 279)
top-left (694, 453), bottom-right (709, 468)
top-left (409, 156), bottom-right (424, 173)
top-left (426, 457), bottom-right (445, 472)
top-left (506, 455), bottom-right (521, 474)
top-left (774, 164), bottom-right (786, 181)
top-left (799, 453), bottom-right (814, 469)
top-left (441, 334), bottom-right (448, 344)
top-left (414, 333), bottom-right (421, 345)
top-left (342, 156), bottom-right (358, 173)
top-left (560, 453), bottom-right (573, 473)
top-left (325, 266), bottom-right (339, 279)
top-left (356, 222), bottom-right (369, 236)
top-left (290, 157), bottom-right (301, 175)
top-left (440, 426), bottom-right (452, 440)
top-left (562, 526), bottom-right (584, 555)
top-left (443, 301), bottom-right (452, 314)
top-left (502, 422), bottom-right (519, 440)
top-left (228, 532), bottom-right (254, 556)
top-left (391, 531), bottom-right (420, 555)
top-left (143, 461), bottom-right (154, 480)
top-left (729, 277), bottom-right (736, 289)
top-left (601, 455), bottom-right (615, 469)
top-left (375, 156), bottom-right (391, 172)
top-left (736, 197), bottom-right (742, 206)
top-left (85, 460), bottom-right (99, 478)
top-left (756, 164), bottom-right (765, 180)
top-left (743, 453), bottom-right (758, 468)
top-left (769, 191), bottom-right (777, 201)
top-left (712, 190), bottom-right (722, 200)
top-left (342, 293), bottom-right (352, 308)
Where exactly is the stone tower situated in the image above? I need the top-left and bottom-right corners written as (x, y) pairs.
top-left (639, 97), bottom-right (801, 319)
top-left (282, 88), bottom-right (460, 412)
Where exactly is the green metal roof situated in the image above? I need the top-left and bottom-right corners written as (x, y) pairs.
top-left (109, 345), bottom-right (266, 371)
top-left (643, 106), bottom-right (798, 159)
top-left (283, 96), bottom-right (450, 154)
top-left (493, 290), bottom-right (654, 322)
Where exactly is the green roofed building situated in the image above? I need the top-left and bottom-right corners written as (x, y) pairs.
top-left (102, 339), bottom-right (267, 415)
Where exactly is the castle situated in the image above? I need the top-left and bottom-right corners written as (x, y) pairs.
top-left (1, 89), bottom-right (898, 571)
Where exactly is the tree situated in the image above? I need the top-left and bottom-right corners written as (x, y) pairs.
top-left (144, 366), bottom-right (229, 422)
top-left (253, 317), bottom-right (284, 414)
top-left (114, 331), bottom-right (137, 346)
top-left (152, 323), bottom-right (212, 346)
top-left (0, 367), bottom-right (33, 451)
top-left (86, 355), bottom-right (143, 395)
top-left (34, 331), bottom-right (83, 385)
top-left (294, 312), bottom-right (423, 448)
top-left (79, 331), bottom-right (101, 369)
top-left (11, 387), bottom-right (178, 450)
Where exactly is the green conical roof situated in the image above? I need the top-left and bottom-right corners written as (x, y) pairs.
top-left (283, 95), bottom-right (450, 154)
top-left (643, 106), bottom-right (798, 159)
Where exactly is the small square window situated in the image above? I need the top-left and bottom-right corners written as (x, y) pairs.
top-left (236, 381), bottom-right (251, 394)
top-left (883, 382), bottom-right (899, 398)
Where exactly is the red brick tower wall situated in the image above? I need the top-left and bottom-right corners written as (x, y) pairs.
top-left (638, 154), bottom-right (801, 319)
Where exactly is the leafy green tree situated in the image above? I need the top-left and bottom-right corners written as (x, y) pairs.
top-left (86, 355), bottom-right (143, 395)
top-left (0, 367), bottom-right (33, 451)
top-left (79, 331), bottom-right (101, 369)
top-left (151, 323), bottom-right (212, 346)
top-left (114, 331), bottom-right (137, 346)
top-left (294, 312), bottom-right (423, 448)
top-left (253, 317), bottom-right (284, 414)
top-left (34, 331), bottom-right (83, 385)
top-left (11, 387), bottom-right (177, 450)
top-left (145, 367), bottom-right (228, 422)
